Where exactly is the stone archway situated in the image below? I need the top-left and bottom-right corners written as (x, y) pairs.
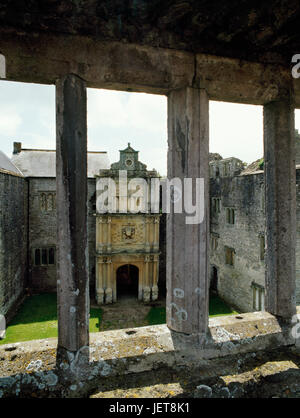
top-left (116, 264), bottom-right (139, 299)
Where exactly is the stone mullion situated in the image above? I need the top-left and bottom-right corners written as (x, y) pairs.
top-left (264, 97), bottom-right (296, 318)
top-left (56, 74), bottom-right (89, 363)
top-left (166, 87), bottom-right (209, 335)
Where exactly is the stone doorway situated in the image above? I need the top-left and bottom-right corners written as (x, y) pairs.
top-left (116, 264), bottom-right (139, 299)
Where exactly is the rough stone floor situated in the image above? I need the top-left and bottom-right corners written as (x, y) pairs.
top-left (91, 296), bottom-right (165, 331)
top-left (89, 347), bottom-right (300, 398)
top-left (2, 339), bottom-right (300, 397)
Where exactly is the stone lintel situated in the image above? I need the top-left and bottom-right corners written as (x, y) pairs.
top-left (0, 31), bottom-right (298, 105)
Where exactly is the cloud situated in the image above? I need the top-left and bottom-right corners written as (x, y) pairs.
top-left (0, 108), bottom-right (22, 137)
top-left (210, 101), bottom-right (263, 163)
top-left (126, 93), bottom-right (167, 133)
top-left (87, 89), bottom-right (167, 132)
top-left (0, 80), bottom-right (299, 173)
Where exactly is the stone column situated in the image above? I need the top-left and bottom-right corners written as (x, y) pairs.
top-left (143, 255), bottom-right (150, 302)
top-left (56, 74), bottom-right (89, 364)
top-left (166, 87), bottom-right (209, 335)
top-left (264, 98), bottom-right (296, 319)
top-left (106, 257), bottom-right (113, 303)
top-left (152, 255), bottom-right (159, 301)
top-left (145, 218), bottom-right (150, 252)
top-left (97, 217), bottom-right (104, 252)
top-left (153, 217), bottom-right (160, 251)
top-left (107, 217), bottom-right (112, 252)
top-left (96, 258), bottom-right (104, 304)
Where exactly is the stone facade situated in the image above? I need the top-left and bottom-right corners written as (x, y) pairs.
top-left (0, 169), bottom-right (27, 318)
top-left (27, 177), bottom-right (97, 293)
top-left (95, 144), bottom-right (160, 304)
top-left (1, 143), bottom-right (162, 306)
top-left (209, 151), bottom-right (300, 313)
top-left (10, 143), bottom-right (110, 297)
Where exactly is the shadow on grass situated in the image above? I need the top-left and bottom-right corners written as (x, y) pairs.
top-left (0, 294), bottom-right (236, 345)
top-left (209, 294), bottom-right (238, 317)
top-left (0, 293), bottom-right (102, 345)
top-left (145, 295), bottom-right (238, 326)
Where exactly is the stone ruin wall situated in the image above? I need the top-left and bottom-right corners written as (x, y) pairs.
top-left (210, 162), bottom-right (300, 312)
top-left (28, 177), bottom-right (97, 294)
top-left (0, 171), bottom-right (27, 319)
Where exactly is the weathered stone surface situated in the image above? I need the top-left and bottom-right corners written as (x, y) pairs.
top-left (209, 168), bottom-right (266, 312)
top-left (0, 31), bottom-right (298, 105)
top-left (0, 1), bottom-right (300, 66)
top-left (166, 87), bottom-right (209, 334)
top-left (56, 74), bottom-right (89, 359)
top-left (0, 171), bottom-right (27, 320)
top-left (26, 177), bottom-right (97, 293)
top-left (0, 312), bottom-right (298, 398)
top-left (264, 99), bottom-right (296, 318)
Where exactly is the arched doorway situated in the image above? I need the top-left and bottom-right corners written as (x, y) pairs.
top-left (116, 264), bottom-right (139, 299)
top-left (210, 266), bottom-right (218, 294)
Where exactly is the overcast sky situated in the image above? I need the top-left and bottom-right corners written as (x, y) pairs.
top-left (0, 80), bottom-right (299, 176)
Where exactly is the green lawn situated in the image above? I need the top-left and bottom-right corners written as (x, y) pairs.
top-left (0, 293), bottom-right (102, 345)
top-left (146, 294), bottom-right (237, 325)
top-left (0, 293), bottom-right (237, 345)
top-left (209, 294), bottom-right (238, 317)
top-left (146, 306), bottom-right (166, 325)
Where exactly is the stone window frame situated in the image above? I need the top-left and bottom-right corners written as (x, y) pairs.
top-left (33, 246), bottom-right (56, 266)
top-left (224, 246), bottom-right (235, 266)
top-left (225, 207), bottom-right (235, 224)
top-left (259, 233), bottom-right (266, 261)
top-left (252, 282), bottom-right (265, 311)
top-left (211, 197), bottom-right (221, 216)
top-left (260, 184), bottom-right (265, 212)
top-left (223, 161), bottom-right (230, 176)
top-left (211, 232), bottom-right (219, 251)
top-left (39, 191), bottom-right (56, 212)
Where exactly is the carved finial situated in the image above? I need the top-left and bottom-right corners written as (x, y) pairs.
top-left (128, 142), bottom-right (131, 147)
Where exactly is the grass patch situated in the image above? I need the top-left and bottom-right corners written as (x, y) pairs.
top-left (209, 294), bottom-right (238, 317)
top-left (0, 293), bottom-right (102, 345)
top-left (146, 306), bottom-right (166, 325)
top-left (0, 294), bottom-right (237, 344)
top-left (145, 295), bottom-right (237, 326)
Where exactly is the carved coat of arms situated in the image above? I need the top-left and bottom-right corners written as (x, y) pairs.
top-left (122, 226), bottom-right (135, 240)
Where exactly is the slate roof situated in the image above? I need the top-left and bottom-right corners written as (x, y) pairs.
top-left (11, 149), bottom-right (110, 178)
top-left (0, 150), bottom-right (23, 176)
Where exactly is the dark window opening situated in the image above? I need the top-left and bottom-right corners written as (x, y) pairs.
top-left (33, 247), bottom-right (56, 266)
top-left (49, 247), bottom-right (55, 265)
top-left (35, 249), bottom-right (41, 266)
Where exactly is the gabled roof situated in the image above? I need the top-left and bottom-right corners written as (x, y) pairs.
top-left (11, 148), bottom-right (110, 178)
top-left (0, 150), bottom-right (23, 176)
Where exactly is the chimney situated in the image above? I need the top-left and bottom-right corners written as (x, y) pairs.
top-left (13, 142), bottom-right (22, 154)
